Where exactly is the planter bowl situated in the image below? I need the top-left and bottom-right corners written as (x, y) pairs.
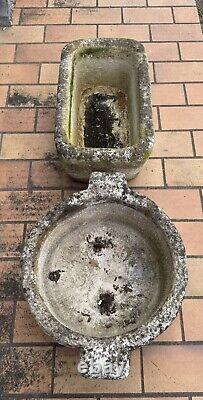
top-left (55, 38), bottom-right (154, 181)
top-left (22, 173), bottom-right (187, 380)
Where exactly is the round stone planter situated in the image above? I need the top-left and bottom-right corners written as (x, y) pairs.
top-left (22, 172), bottom-right (187, 380)
top-left (55, 38), bottom-right (154, 181)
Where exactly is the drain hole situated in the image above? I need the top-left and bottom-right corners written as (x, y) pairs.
top-left (98, 291), bottom-right (116, 316)
top-left (87, 234), bottom-right (113, 253)
top-left (48, 269), bottom-right (64, 283)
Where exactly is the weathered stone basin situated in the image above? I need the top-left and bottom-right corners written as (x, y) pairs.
top-left (22, 173), bottom-right (187, 380)
top-left (55, 38), bottom-right (154, 181)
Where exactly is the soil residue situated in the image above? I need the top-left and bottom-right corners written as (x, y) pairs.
top-left (0, 303), bottom-right (13, 342)
top-left (98, 291), bottom-right (116, 316)
top-left (8, 91), bottom-right (56, 107)
top-left (84, 92), bottom-right (124, 148)
top-left (54, 0), bottom-right (81, 6)
top-left (87, 234), bottom-right (113, 254)
top-left (0, 347), bottom-right (52, 393)
top-left (0, 262), bottom-right (23, 299)
top-left (8, 191), bottom-right (59, 221)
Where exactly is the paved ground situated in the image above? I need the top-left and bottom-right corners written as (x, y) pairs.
top-left (0, 0), bottom-right (203, 397)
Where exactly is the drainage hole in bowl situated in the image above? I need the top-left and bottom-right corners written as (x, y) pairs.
top-left (98, 291), bottom-right (116, 316)
top-left (48, 269), bottom-right (64, 283)
top-left (87, 233), bottom-right (114, 254)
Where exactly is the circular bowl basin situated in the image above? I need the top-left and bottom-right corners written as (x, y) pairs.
top-left (22, 172), bottom-right (187, 379)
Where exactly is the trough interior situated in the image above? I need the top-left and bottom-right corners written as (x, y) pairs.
top-left (68, 46), bottom-right (140, 149)
top-left (37, 203), bottom-right (174, 339)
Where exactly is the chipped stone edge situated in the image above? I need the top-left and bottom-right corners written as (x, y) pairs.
top-left (54, 38), bottom-right (154, 181)
top-left (22, 172), bottom-right (187, 378)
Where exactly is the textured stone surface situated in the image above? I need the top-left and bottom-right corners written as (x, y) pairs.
top-left (0, 0), bottom-right (202, 394)
top-left (55, 38), bottom-right (154, 181)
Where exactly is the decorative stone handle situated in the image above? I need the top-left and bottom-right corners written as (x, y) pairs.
top-left (77, 344), bottom-right (131, 379)
top-left (88, 172), bottom-right (129, 197)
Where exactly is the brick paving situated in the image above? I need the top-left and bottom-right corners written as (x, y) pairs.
top-left (0, 0), bottom-right (203, 397)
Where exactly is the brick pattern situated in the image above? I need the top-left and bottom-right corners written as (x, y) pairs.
top-left (0, 0), bottom-right (203, 397)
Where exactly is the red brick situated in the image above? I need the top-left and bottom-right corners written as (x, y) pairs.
top-left (31, 160), bottom-right (71, 189)
top-left (99, 0), bottom-right (146, 4)
top-left (182, 299), bottom-right (203, 341)
top-left (186, 258), bottom-right (203, 296)
top-left (124, 7), bottom-right (173, 23)
top-left (36, 108), bottom-right (56, 132)
top-left (180, 42), bottom-right (203, 60)
top-left (151, 84), bottom-right (185, 105)
top-left (16, 43), bottom-right (64, 62)
top-left (0, 191), bottom-right (61, 222)
top-left (155, 62), bottom-right (203, 83)
top-left (152, 106), bottom-right (158, 129)
top-left (165, 158), bottom-right (203, 186)
top-left (12, 8), bottom-right (21, 24)
top-left (148, 0), bottom-right (195, 4)
top-left (0, 346), bottom-right (52, 394)
top-left (21, 7), bottom-right (71, 25)
top-left (0, 45), bottom-right (15, 62)
top-left (1, 133), bottom-right (55, 159)
top-left (99, 24), bottom-right (150, 41)
top-left (155, 314), bottom-right (182, 342)
top-left (54, 347), bottom-right (141, 393)
top-left (0, 86), bottom-right (8, 107)
top-left (0, 259), bottom-right (23, 299)
top-left (175, 222), bottom-right (203, 256)
top-left (144, 43), bottom-right (179, 61)
top-left (0, 109), bottom-right (35, 133)
top-left (45, 24), bottom-right (97, 42)
top-left (16, 0), bottom-right (47, 5)
top-left (139, 189), bottom-right (202, 219)
top-left (14, 301), bottom-right (52, 343)
top-left (40, 63), bottom-right (59, 83)
top-left (130, 159), bottom-right (164, 187)
top-left (0, 223), bottom-right (24, 257)
top-left (186, 83), bottom-right (203, 104)
top-left (0, 301), bottom-right (14, 343)
top-left (48, 0), bottom-right (96, 4)
top-left (0, 161), bottom-right (29, 189)
top-left (152, 132), bottom-right (193, 157)
top-left (160, 106), bottom-right (203, 130)
top-left (143, 345), bottom-right (203, 392)
top-left (0, 64), bottom-right (40, 84)
top-left (0, 26), bottom-right (44, 43)
top-left (8, 85), bottom-right (57, 107)
top-left (173, 6), bottom-right (199, 22)
top-left (72, 7), bottom-right (121, 24)
top-left (151, 24), bottom-right (202, 41)
top-left (193, 131), bottom-right (203, 156)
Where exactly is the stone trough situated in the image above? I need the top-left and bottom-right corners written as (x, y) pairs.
top-left (55, 38), bottom-right (154, 181)
top-left (22, 172), bottom-right (187, 379)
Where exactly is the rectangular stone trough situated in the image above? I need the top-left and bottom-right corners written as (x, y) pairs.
top-left (55, 38), bottom-right (154, 181)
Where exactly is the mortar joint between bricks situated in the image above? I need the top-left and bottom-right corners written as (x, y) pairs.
top-left (190, 130), bottom-right (197, 157)
top-left (171, 6), bottom-right (176, 23)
